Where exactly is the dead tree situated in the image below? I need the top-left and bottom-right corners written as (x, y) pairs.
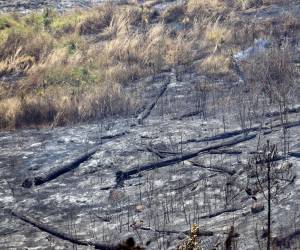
top-left (194, 82), bottom-right (211, 119)
top-left (225, 225), bottom-right (238, 250)
top-left (249, 140), bottom-right (294, 250)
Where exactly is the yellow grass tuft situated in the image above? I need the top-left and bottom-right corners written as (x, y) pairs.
top-left (165, 33), bottom-right (196, 66)
top-left (205, 19), bottom-right (232, 50)
top-left (199, 53), bottom-right (231, 76)
top-left (187, 0), bottom-right (225, 19)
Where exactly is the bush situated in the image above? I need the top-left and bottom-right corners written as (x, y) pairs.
top-left (50, 11), bottom-right (84, 35)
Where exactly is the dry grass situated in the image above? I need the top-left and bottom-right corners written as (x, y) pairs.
top-left (0, 6), bottom-right (137, 129)
top-left (77, 4), bottom-right (114, 35)
top-left (205, 19), bottom-right (232, 51)
top-left (0, 3), bottom-right (200, 130)
top-left (187, 0), bottom-right (224, 13)
top-left (165, 33), bottom-right (196, 66)
top-left (234, 0), bottom-right (263, 10)
top-left (186, 0), bottom-right (226, 20)
top-left (0, 97), bottom-right (22, 128)
top-left (0, 81), bottom-right (136, 129)
top-left (199, 53), bottom-right (232, 76)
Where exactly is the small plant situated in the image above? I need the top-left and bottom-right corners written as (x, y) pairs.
top-left (177, 224), bottom-right (202, 250)
top-left (43, 7), bottom-right (55, 30)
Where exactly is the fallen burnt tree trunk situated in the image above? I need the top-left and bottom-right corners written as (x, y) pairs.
top-left (173, 173), bottom-right (217, 191)
top-left (200, 207), bottom-right (242, 219)
top-left (137, 76), bottom-right (171, 124)
top-left (116, 133), bottom-right (256, 186)
top-left (22, 145), bottom-right (103, 188)
top-left (22, 131), bottom-right (127, 188)
top-left (273, 229), bottom-right (300, 248)
top-left (265, 106), bottom-right (300, 118)
top-left (171, 110), bottom-right (202, 120)
top-left (100, 131), bottom-right (128, 140)
top-left (145, 146), bottom-right (166, 159)
top-left (274, 120), bottom-right (300, 129)
top-left (10, 210), bottom-right (117, 250)
top-left (139, 226), bottom-right (214, 236)
top-left (182, 119), bottom-right (300, 145)
top-left (189, 161), bottom-right (236, 175)
top-left (208, 149), bottom-right (242, 155)
top-left (289, 152), bottom-right (300, 158)
top-left (147, 147), bottom-right (242, 158)
top-left (182, 126), bottom-right (265, 144)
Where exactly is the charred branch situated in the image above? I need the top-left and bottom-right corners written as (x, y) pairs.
top-left (22, 131), bottom-right (127, 188)
top-left (116, 133), bottom-right (256, 186)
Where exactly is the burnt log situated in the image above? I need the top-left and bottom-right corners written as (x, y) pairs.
top-left (208, 149), bottom-right (242, 155)
top-left (10, 210), bottom-right (117, 250)
top-left (137, 77), bottom-right (171, 124)
top-left (22, 131), bottom-right (127, 188)
top-left (173, 173), bottom-right (217, 191)
top-left (190, 161), bottom-right (236, 175)
top-left (289, 152), bottom-right (300, 158)
top-left (182, 119), bottom-right (300, 145)
top-left (145, 146), bottom-right (166, 159)
top-left (171, 110), bottom-right (202, 120)
top-left (116, 133), bottom-right (256, 186)
top-left (182, 126), bottom-right (265, 144)
top-left (200, 207), bottom-right (242, 219)
top-left (139, 226), bottom-right (214, 236)
top-left (265, 106), bottom-right (300, 118)
top-left (273, 229), bottom-right (300, 248)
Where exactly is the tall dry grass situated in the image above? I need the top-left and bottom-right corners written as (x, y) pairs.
top-left (186, 0), bottom-right (226, 21)
top-left (0, 3), bottom-right (198, 130)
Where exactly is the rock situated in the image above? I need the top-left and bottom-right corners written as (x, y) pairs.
top-left (251, 202), bottom-right (264, 214)
top-left (130, 219), bottom-right (144, 229)
top-left (135, 204), bottom-right (145, 213)
top-left (177, 233), bottom-right (186, 240)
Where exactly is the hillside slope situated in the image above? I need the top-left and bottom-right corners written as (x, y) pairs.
top-left (0, 0), bottom-right (300, 249)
